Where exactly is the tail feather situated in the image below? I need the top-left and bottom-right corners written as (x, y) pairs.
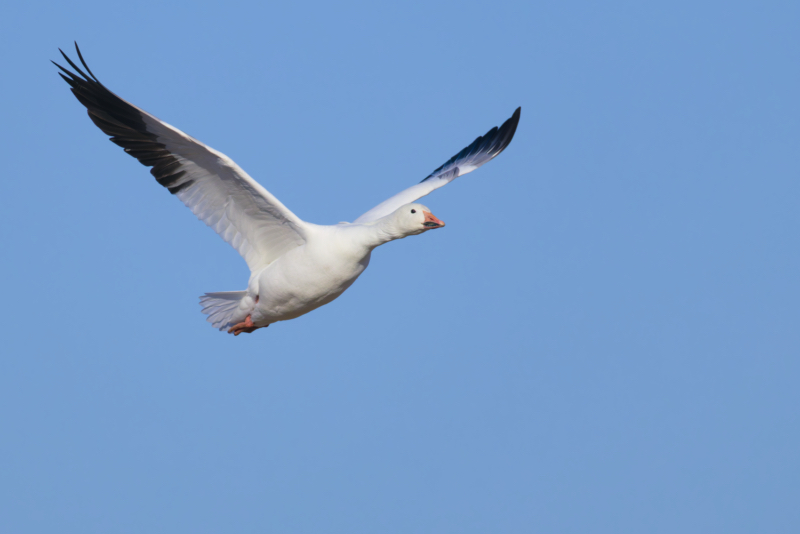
top-left (199, 291), bottom-right (248, 331)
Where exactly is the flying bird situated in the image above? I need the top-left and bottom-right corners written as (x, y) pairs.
top-left (54, 44), bottom-right (520, 335)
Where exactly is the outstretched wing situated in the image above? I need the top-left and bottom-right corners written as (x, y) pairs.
top-left (354, 107), bottom-right (520, 224)
top-left (54, 43), bottom-right (308, 273)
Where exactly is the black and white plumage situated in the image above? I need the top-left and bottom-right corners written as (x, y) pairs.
top-left (54, 44), bottom-right (520, 334)
top-left (353, 107), bottom-right (520, 223)
top-left (54, 45), bottom-right (307, 273)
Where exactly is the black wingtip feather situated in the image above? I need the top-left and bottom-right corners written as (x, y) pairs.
top-left (52, 60), bottom-right (78, 81)
top-left (57, 71), bottom-right (77, 88)
top-left (55, 44), bottom-right (195, 196)
top-left (420, 106), bottom-right (521, 183)
top-left (73, 42), bottom-right (100, 83)
top-left (59, 47), bottom-right (92, 82)
top-left (491, 106), bottom-right (521, 156)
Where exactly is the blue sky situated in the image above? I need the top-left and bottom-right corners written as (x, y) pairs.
top-left (1, 0), bottom-right (799, 532)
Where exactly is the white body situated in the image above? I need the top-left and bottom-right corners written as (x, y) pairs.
top-left (199, 202), bottom-right (440, 331)
top-left (244, 224), bottom-right (375, 326)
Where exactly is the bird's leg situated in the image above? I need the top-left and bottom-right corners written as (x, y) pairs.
top-left (228, 315), bottom-right (266, 336)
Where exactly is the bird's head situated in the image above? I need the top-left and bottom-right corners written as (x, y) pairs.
top-left (391, 203), bottom-right (445, 236)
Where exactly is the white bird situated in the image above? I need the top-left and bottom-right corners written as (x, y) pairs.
top-left (54, 44), bottom-right (520, 335)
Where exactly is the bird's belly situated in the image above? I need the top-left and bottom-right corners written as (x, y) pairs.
top-left (250, 249), bottom-right (370, 324)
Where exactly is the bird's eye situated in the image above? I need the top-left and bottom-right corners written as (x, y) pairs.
top-left (411, 209), bottom-right (416, 214)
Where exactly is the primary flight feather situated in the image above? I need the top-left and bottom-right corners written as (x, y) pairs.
top-left (54, 43), bottom-right (520, 335)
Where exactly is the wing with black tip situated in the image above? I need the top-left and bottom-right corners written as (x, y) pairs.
top-left (54, 43), bottom-right (308, 272)
top-left (354, 107), bottom-right (520, 224)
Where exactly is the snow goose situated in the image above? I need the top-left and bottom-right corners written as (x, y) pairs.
top-left (54, 44), bottom-right (520, 335)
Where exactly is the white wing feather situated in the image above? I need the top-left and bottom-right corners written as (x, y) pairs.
top-left (354, 107), bottom-right (520, 224)
top-left (142, 116), bottom-right (308, 272)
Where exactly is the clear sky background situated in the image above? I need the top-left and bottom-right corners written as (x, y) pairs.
top-left (1, 0), bottom-right (798, 532)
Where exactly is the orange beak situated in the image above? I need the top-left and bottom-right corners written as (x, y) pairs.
top-left (422, 211), bottom-right (445, 229)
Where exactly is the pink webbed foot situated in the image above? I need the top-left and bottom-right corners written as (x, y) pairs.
top-left (227, 315), bottom-right (267, 336)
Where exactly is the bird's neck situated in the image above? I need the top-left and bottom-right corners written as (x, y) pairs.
top-left (355, 215), bottom-right (408, 250)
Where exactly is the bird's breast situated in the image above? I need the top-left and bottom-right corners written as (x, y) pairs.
top-left (250, 239), bottom-right (371, 323)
